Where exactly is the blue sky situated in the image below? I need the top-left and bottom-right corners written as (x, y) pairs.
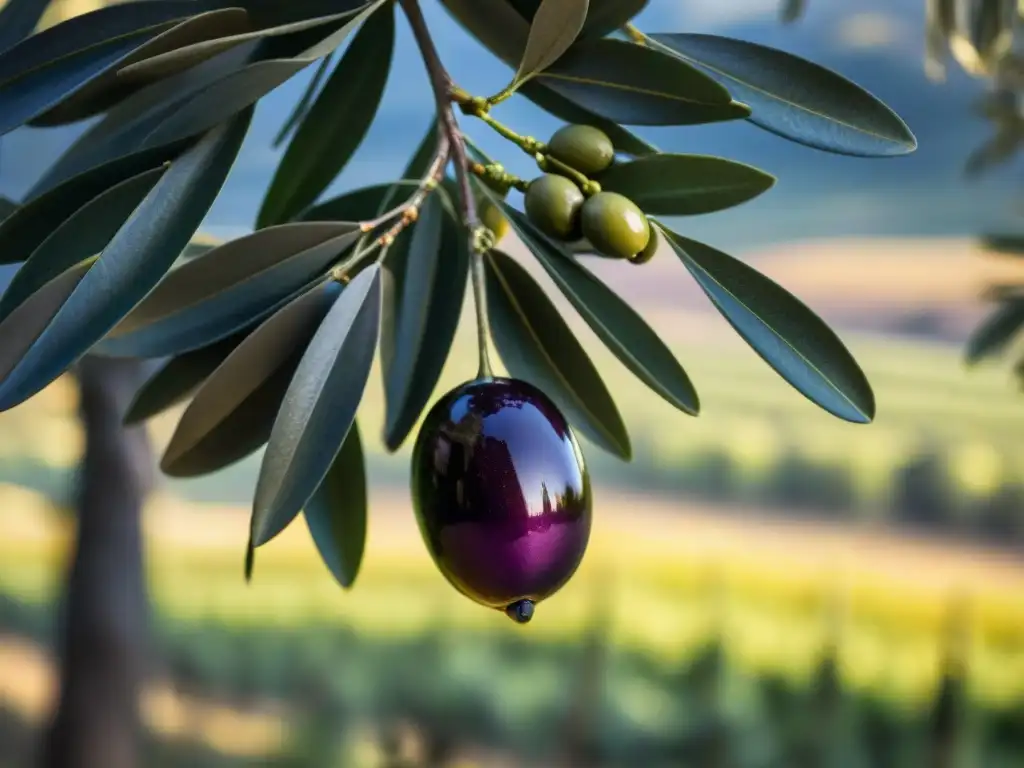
top-left (0, 0), bottom-right (1019, 253)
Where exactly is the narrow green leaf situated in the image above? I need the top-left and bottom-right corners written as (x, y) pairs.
top-left (113, 221), bottom-right (359, 335)
top-left (141, 1), bottom-right (387, 151)
top-left (304, 421), bottom-right (366, 589)
top-left (648, 33), bottom-right (917, 157)
top-left (535, 38), bottom-right (747, 126)
top-left (27, 42), bottom-right (255, 198)
top-left (496, 201), bottom-right (699, 415)
top-left (0, 196), bottom-right (17, 222)
top-left (0, 167), bottom-right (165, 324)
top-left (596, 154), bottom-right (775, 216)
top-left (0, 109), bottom-right (251, 412)
top-left (660, 225), bottom-right (875, 423)
top-left (99, 223), bottom-right (359, 359)
top-left (31, 8), bottom-right (253, 126)
top-left (965, 301), bottom-right (1024, 365)
top-left (383, 196), bottom-right (468, 452)
top-left (0, 258), bottom-right (92, 384)
top-left (484, 249), bottom-right (630, 459)
top-left (0, 31), bottom-right (154, 138)
top-left (439, 0), bottom-right (656, 155)
top-left (513, 0), bottom-right (588, 85)
top-left (272, 52), bottom-right (334, 148)
top-left (124, 330), bottom-right (249, 425)
top-left (507, 0), bottom-right (647, 39)
top-left (251, 264), bottom-right (381, 548)
top-left (162, 280), bottom-right (342, 477)
top-left (980, 234), bottom-right (1024, 256)
top-left (0, 0), bottom-right (52, 54)
top-left (0, 141), bottom-right (183, 265)
top-left (0, 1), bottom-right (201, 88)
top-left (114, 4), bottom-right (366, 85)
top-left (258, 3), bottom-right (394, 228)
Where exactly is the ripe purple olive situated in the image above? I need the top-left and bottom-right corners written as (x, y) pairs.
top-left (411, 377), bottom-right (592, 623)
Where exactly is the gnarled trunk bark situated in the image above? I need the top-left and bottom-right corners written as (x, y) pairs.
top-left (38, 356), bottom-right (155, 768)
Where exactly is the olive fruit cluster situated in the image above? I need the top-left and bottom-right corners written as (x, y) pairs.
top-left (525, 125), bottom-right (658, 264)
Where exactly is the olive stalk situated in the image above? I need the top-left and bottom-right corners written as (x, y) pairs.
top-left (622, 22), bottom-right (646, 45)
top-left (399, 0), bottom-right (494, 379)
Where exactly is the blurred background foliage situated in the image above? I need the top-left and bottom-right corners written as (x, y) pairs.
top-left (3, 0), bottom-right (1024, 766)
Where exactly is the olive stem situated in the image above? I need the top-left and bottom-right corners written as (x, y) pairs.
top-left (535, 154), bottom-right (599, 195)
top-left (400, 0), bottom-right (494, 380)
top-left (622, 22), bottom-right (646, 45)
top-left (467, 107), bottom-right (547, 156)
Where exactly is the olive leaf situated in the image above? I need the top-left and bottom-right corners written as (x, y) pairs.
top-left (648, 33), bottom-right (917, 157)
top-left (512, 0), bottom-right (588, 86)
top-left (439, 0), bottom-right (656, 154)
top-left (383, 195), bottom-right (469, 452)
top-left (507, 0), bottom-right (647, 39)
top-left (535, 38), bottom-right (746, 126)
top-left (27, 43), bottom-right (257, 198)
top-left (32, 8), bottom-right (253, 126)
top-left (965, 301), bottom-right (1024, 365)
top-left (0, 140), bottom-right (179, 266)
top-left (0, 32), bottom-right (158, 139)
top-left (161, 280), bottom-right (342, 477)
top-left (101, 221), bottom-right (361, 359)
top-left (304, 421), bottom-right (367, 589)
top-left (980, 234), bottom-right (1024, 256)
top-left (659, 224), bottom-right (875, 424)
top-left (272, 52), bottom-right (335, 147)
top-left (493, 197), bottom-right (699, 416)
top-left (0, 0), bottom-right (54, 54)
top-left (0, 258), bottom-right (93, 384)
top-left (124, 330), bottom-right (250, 425)
top-left (258, 1), bottom-right (395, 227)
top-left (596, 154), bottom-right (775, 216)
top-left (250, 263), bottom-right (381, 551)
top-left (0, 197), bottom-right (17, 223)
top-left (0, 167), bottom-right (166, 324)
top-left (114, 5), bottom-right (367, 85)
top-left (299, 181), bottom-right (410, 222)
top-left (138, 0), bottom-right (388, 152)
top-left (0, 110), bottom-right (250, 412)
top-left (484, 248), bottom-right (631, 459)
top-left (0, 0), bottom-right (202, 88)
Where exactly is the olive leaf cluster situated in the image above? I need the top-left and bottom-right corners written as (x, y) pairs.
top-left (0, 0), bottom-right (915, 589)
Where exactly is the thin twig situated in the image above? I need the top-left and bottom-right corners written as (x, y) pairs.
top-left (400, 0), bottom-right (493, 379)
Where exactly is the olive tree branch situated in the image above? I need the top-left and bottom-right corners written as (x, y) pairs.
top-left (400, 0), bottom-right (494, 379)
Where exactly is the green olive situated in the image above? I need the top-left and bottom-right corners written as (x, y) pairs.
top-left (580, 192), bottom-right (650, 260)
top-left (547, 125), bottom-right (615, 176)
top-left (480, 198), bottom-right (509, 242)
top-left (524, 174), bottom-right (584, 241)
top-left (629, 224), bottom-right (659, 265)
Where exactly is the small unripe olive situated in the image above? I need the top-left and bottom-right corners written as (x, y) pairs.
top-left (524, 174), bottom-right (584, 241)
top-left (580, 192), bottom-right (650, 260)
top-left (480, 198), bottom-right (509, 242)
top-left (630, 224), bottom-right (659, 265)
top-left (547, 125), bottom-right (615, 176)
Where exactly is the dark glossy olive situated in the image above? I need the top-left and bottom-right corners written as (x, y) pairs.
top-left (547, 125), bottom-right (615, 176)
top-left (580, 191), bottom-right (650, 260)
top-left (524, 174), bottom-right (584, 241)
top-left (411, 377), bottom-right (592, 623)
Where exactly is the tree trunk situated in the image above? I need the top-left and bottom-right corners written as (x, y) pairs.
top-left (38, 356), bottom-right (155, 768)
